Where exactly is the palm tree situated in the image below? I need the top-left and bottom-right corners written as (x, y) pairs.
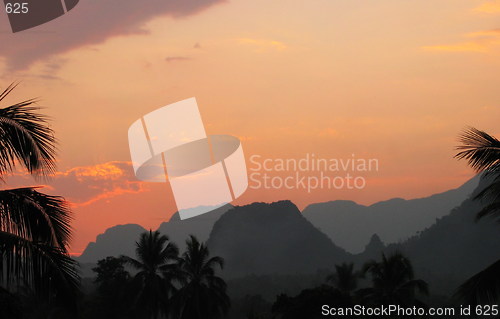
top-left (326, 262), bottom-right (359, 298)
top-left (455, 127), bottom-right (500, 304)
top-left (359, 252), bottom-right (428, 306)
top-left (173, 235), bottom-right (229, 319)
top-left (122, 230), bottom-right (179, 319)
top-left (89, 256), bottom-right (133, 319)
top-left (0, 83), bottom-right (79, 308)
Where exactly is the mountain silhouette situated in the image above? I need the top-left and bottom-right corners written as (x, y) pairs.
top-left (77, 176), bottom-right (485, 287)
top-left (302, 176), bottom-right (479, 253)
top-left (78, 177), bottom-right (478, 264)
top-left (78, 224), bottom-right (146, 263)
top-left (352, 176), bottom-right (500, 295)
top-left (361, 233), bottom-right (386, 260)
top-left (77, 205), bottom-right (232, 263)
top-left (157, 204), bottom-right (231, 250)
top-left (206, 201), bottom-right (351, 278)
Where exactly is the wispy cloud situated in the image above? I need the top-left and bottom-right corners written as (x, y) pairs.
top-left (422, 42), bottom-right (489, 53)
top-left (237, 38), bottom-right (287, 51)
top-left (422, 29), bottom-right (500, 53)
top-left (474, 1), bottom-right (500, 13)
top-left (465, 29), bottom-right (500, 37)
top-left (165, 56), bottom-right (192, 63)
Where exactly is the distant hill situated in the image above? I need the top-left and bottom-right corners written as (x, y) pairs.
top-left (207, 177), bottom-right (498, 296)
top-left (385, 198), bottom-right (500, 294)
top-left (350, 177), bottom-right (500, 295)
top-left (206, 201), bottom-right (351, 278)
top-left (78, 224), bottom-right (146, 263)
top-left (77, 175), bottom-right (492, 294)
top-left (77, 205), bottom-right (231, 263)
top-left (360, 233), bottom-right (386, 260)
top-left (302, 176), bottom-right (479, 253)
top-left (157, 204), bottom-right (231, 250)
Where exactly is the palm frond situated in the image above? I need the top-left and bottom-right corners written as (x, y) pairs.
top-left (0, 83), bottom-right (56, 179)
top-left (0, 187), bottom-right (72, 248)
top-left (473, 175), bottom-right (500, 201)
top-left (455, 258), bottom-right (500, 305)
top-left (205, 255), bottom-right (224, 271)
top-left (327, 263), bottom-right (358, 293)
top-left (455, 127), bottom-right (500, 221)
top-left (0, 230), bottom-right (79, 295)
top-left (361, 260), bottom-right (379, 277)
top-left (160, 241), bottom-right (179, 264)
top-left (0, 84), bottom-right (79, 313)
top-left (0, 188), bottom-right (78, 308)
top-left (120, 255), bottom-right (145, 271)
top-left (474, 202), bottom-right (500, 223)
top-left (0, 82), bottom-right (19, 103)
top-left (455, 127), bottom-right (500, 173)
top-left (470, 175), bottom-right (500, 222)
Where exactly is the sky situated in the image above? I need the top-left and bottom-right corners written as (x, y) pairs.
top-left (1, 0), bottom-right (500, 254)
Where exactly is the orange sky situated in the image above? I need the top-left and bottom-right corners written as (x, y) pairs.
top-left (1, 0), bottom-right (500, 254)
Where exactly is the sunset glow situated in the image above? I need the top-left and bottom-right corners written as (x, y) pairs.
top-left (2, 0), bottom-right (500, 255)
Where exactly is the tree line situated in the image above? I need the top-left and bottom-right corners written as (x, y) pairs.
top-left (85, 231), bottom-right (229, 319)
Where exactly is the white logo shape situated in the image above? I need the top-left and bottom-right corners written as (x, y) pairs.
top-left (128, 98), bottom-right (248, 220)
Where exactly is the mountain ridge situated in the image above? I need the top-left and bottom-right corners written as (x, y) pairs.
top-left (77, 204), bottom-right (232, 263)
top-left (302, 176), bottom-right (480, 253)
top-left (77, 176), bottom-right (479, 265)
top-left (207, 200), bottom-right (351, 278)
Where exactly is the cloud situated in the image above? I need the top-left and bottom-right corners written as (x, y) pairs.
top-left (28, 58), bottom-right (67, 80)
top-left (465, 29), bottom-right (500, 37)
top-left (474, 1), bottom-right (500, 13)
top-left (165, 56), bottom-right (191, 63)
top-left (237, 38), bottom-right (287, 51)
top-left (422, 42), bottom-right (489, 53)
top-left (7, 161), bottom-right (146, 206)
top-left (0, 0), bottom-right (225, 71)
top-left (422, 29), bottom-right (500, 53)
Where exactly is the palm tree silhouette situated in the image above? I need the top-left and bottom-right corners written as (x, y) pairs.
top-left (359, 252), bottom-right (428, 306)
top-left (455, 127), bottom-right (500, 304)
top-left (122, 230), bottom-right (179, 319)
top-left (0, 83), bottom-right (79, 307)
top-left (326, 262), bottom-right (359, 297)
top-left (173, 235), bottom-right (229, 319)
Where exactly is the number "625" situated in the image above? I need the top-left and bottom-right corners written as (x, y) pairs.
top-left (5, 3), bottom-right (28, 14)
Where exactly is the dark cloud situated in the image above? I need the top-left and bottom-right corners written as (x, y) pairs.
top-left (165, 56), bottom-right (191, 63)
top-left (0, 0), bottom-right (225, 71)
